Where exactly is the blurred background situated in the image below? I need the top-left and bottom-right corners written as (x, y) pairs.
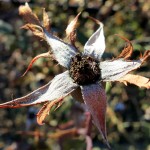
top-left (0, 0), bottom-right (150, 150)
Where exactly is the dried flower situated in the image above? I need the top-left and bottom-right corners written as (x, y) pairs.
top-left (0, 3), bottom-right (149, 149)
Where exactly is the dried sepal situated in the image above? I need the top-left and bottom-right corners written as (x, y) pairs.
top-left (118, 74), bottom-right (150, 89)
top-left (21, 24), bottom-right (45, 40)
top-left (43, 8), bottom-right (51, 32)
top-left (37, 98), bottom-right (63, 125)
top-left (19, 2), bottom-right (41, 26)
top-left (115, 34), bottom-right (133, 59)
top-left (66, 12), bottom-right (81, 47)
top-left (140, 50), bottom-right (150, 62)
top-left (19, 3), bottom-right (46, 40)
top-left (22, 52), bottom-right (51, 77)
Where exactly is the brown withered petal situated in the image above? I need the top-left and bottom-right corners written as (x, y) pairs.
top-left (22, 52), bottom-right (51, 77)
top-left (115, 34), bottom-right (133, 59)
top-left (37, 98), bottom-right (63, 125)
top-left (66, 12), bottom-right (81, 46)
top-left (43, 8), bottom-right (51, 32)
top-left (19, 3), bottom-right (41, 26)
top-left (117, 74), bottom-right (150, 89)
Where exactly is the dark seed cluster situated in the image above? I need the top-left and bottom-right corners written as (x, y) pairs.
top-left (69, 53), bottom-right (101, 85)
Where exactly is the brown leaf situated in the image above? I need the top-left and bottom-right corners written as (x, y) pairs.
top-left (66, 12), bottom-right (81, 46)
top-left (37, 98), bottom-right (63, 125)
top-left (43, 8), bottom-right (51, 32)
top-left (19, 3), bottom-right (41, 26)
top-left (118, 74), bottom-right (150, 89)
top-left (115, 34), bottom-right (133, 59)
top-left (22, 52), bottom-right (51, 77)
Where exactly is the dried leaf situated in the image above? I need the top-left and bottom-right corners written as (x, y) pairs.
top-left (37, 98), bottom-right (63, 125)
top-left (118, 74), bottom-right (150, 89)
top-left (140, 50), bottom-right (150, 62)
top-left (21, 24), bottom-right (45, 40)
top-left (43, 8), bottom-right (51, 32)
top-left (54, 100), bottom-right (64, 111)
top-left (19, 2), bottom-right (41, 26)
top-left (66, 12), bottom-right (81, 46)
top-left (115, 34), bottom-right (133, 59)
top-left (22, 52), bottom-right (51, 77)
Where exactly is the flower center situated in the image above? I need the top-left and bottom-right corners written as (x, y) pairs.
top-left (69, 53), bottom-right (101, 85)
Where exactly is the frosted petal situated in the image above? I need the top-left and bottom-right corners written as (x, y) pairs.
top-left (44, 30), bottom-right (77, 68)
top-left (81, 83), bottom-right (110, 148)
top-left (0, 71), bottom-right (78, 108)
top-left (100, 59), bottom-right (142, 81)
top-left (83, 23), bottom-right (105, 60)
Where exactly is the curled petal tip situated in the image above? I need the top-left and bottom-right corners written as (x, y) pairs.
top-left (88, 16), bottom-right (103, 26)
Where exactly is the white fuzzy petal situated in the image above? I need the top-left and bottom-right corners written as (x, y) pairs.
top-left (83, 23), bottom-right (105, 60)
top-left (0, 71), bottom-right (78, 108)
top-left (44, 30), bottom-right (77, 68)
top-left (100, 59), bottom-right (142, 81)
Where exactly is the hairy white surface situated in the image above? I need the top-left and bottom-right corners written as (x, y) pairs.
top-left (100, 59), bottom-right (142, 81)
top-left (83, 23), bottom-right (105, 60)
top-left (44, 30), bottom-right (77, 68)
top-left (0, 71), bottom-right (78, 107)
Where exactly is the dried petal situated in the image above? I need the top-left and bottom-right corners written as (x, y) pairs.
top-left (115, 34), bottom-right (133, 59)
top-left (117, 74), bottom-right (150, 89)
top-left (0, 71), bottom-right (78, 108)
top-left (37, 98), bottom-right (63, 125)
top-left (100, 59), bottom-right (142, 81)
top-left (81, 83), bottom-right (110, 149)
top-left (66, 12), bottom-right (81, 46)
top-left (83, 18), bottom-right (105, 60)
top-left (22, 52), bottom-right (51, 77)
top-left (19, 3), bottom-right (41, 26)
top-left (43, 8), bottom-right (51, 32)
top-left (44, 30), bottom-right (77, 68)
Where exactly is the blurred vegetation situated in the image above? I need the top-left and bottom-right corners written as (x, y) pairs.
top-left (0, 0), bottom-right (150, 150)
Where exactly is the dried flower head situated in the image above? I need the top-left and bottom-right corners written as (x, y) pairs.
top-left (0, 3), bottom-right (149, 149)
